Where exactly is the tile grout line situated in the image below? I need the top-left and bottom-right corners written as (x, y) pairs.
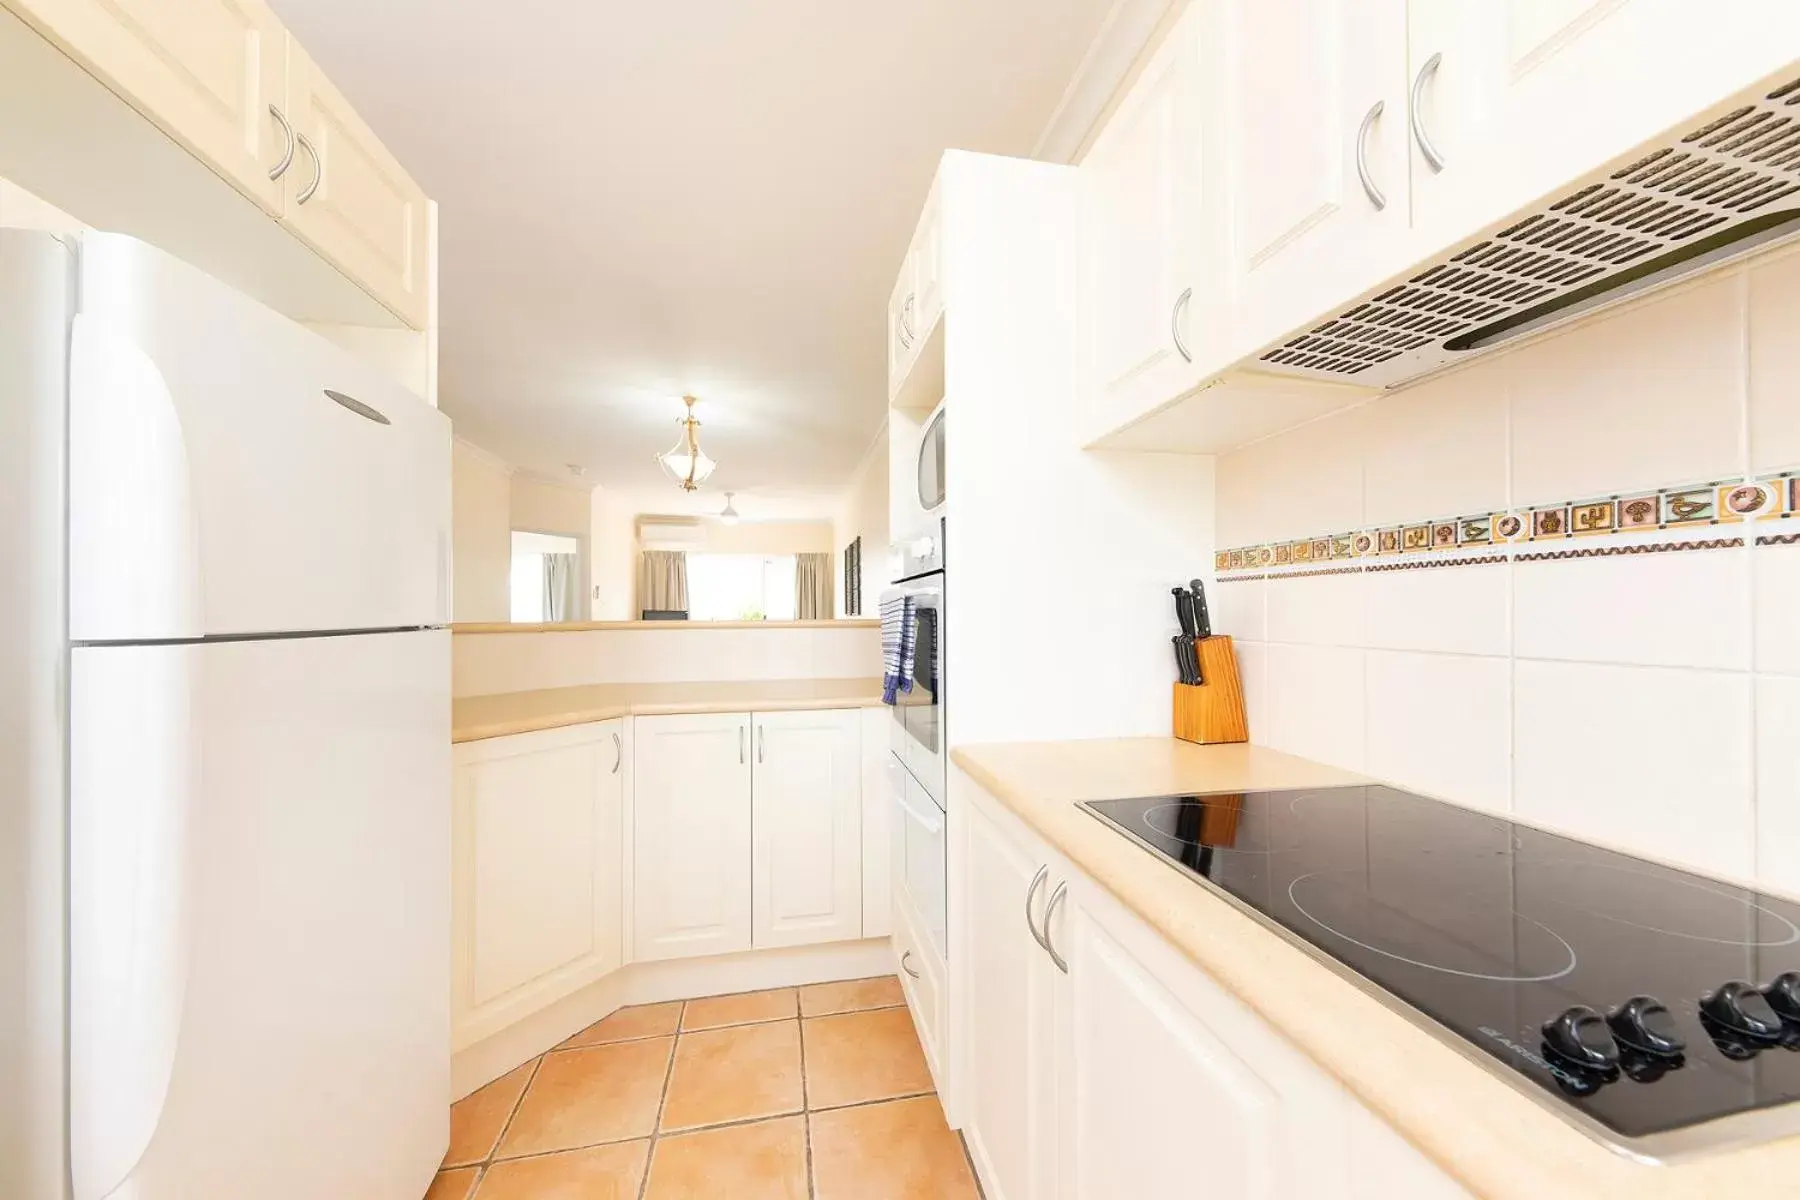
top-left (477, 1052), bottom-right (545, 1172)
top-left (636, 1002), bottom-right (686, 1200)
top-left (798, 1010), bottom-right (817, 1200)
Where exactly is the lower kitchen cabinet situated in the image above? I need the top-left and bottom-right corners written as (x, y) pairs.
top-left (632, 711), bottom-right (755, 962)
top-left (958, 781), bottom-right (1469, 1200)
top-left (751, 708), bottom-right (863, 948)
top-left (451, 719), bottom-right (625, 1049)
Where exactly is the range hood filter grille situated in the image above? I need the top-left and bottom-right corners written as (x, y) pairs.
top-left (1260, 74), bottom-right (1800, 385)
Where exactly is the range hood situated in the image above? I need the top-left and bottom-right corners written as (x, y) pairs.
top-left (1259, 72), bottom-right (1800, 388)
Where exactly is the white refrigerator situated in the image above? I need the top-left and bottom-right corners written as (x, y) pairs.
top-left (0, 229), bottom-right (452, 1200)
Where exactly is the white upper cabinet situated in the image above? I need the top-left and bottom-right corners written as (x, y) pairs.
top-left (887, 177), bottom-right (944, 402)
top-left (1406, 0), bottom-right (1800, 255)
top-left (7, 0), bottom-right (290, 214)
top-left (632, 712), bottom-right (754, 962)
top-left (284, 40), bottom-right (431, 328)
top-left (1220, 0), bottom-right (1411, 356)
top-left (1078, 0), bottom-right (1210, 439)
top-left (451, 720), bottom-right (625, 1049)
top-left (750, 708), bottom-right (863, 949)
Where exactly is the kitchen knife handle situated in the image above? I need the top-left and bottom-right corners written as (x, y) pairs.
top-left (1172, 587), bottom-right (1197, 637)
top-left (1189, 578), bottom-right (1213, 639)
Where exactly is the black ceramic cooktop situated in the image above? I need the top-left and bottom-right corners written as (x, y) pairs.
top-left (1082, 785), bottom-right (1800, 1154)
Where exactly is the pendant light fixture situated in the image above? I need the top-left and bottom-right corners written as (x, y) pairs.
top-left (656, 394), bottom-right (717, 492)
top-left (719, 492), bottom-right (740, 525)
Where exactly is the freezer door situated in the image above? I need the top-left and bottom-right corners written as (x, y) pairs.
top-left (70, 233), bottom-right (450, 641)
top-left (70, 630), bottom-right (450, 1200)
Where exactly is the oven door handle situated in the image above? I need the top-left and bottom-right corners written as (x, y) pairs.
top-left (894, 786), bottom-right (944, 835)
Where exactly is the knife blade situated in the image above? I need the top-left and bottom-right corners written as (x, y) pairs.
top-left (1189, 578), bottom-right (1212, 639)
top-left (1172, 587), bottom-right (1197, 637)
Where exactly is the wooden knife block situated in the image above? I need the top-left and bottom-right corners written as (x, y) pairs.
top-left (1173, 636), bottom-right (1249, 746)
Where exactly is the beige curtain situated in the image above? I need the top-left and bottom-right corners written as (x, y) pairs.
top-left (542, 553), bottom-right (578, 622)
top-left (638, 550), bottom-right (689, 614)
top-left (796, 552), bottom-right (832, 620)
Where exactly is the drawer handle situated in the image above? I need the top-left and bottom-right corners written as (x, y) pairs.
top-left (1024, 865), bottom-right (1051, 953)
top-left (296, 132), bottom-right (322, 204)
top-left (1043, 881), bottom-right (1069, 974)
top-left (901, 951), bottom-right (921, 980)
top-left (1411, 52), bottom-right (1446, 173)
top-left (610, 730), bottom-right (622, 775)
top-left (324, 389), bottom-right (390, 425)
top-left (1356, 101), bottom-right (1387, 212)
top-left (895, 788), bottom-right (943, 835)
top-left (267, 105), bottom-right (295, 181)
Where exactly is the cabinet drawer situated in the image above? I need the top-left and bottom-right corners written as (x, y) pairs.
top-left (893, 891), bottom-right (944, 1080)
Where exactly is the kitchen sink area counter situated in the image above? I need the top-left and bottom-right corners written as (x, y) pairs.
top-left (951, 739), bottom-right (1800, 1200)
top-left (452, 678), bottom-right (883, 743)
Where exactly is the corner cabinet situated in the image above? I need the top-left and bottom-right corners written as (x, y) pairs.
top-left (956, 779), bottom-right (1471, 1200)
top-left (451, 719), bottom-right (626, 1050)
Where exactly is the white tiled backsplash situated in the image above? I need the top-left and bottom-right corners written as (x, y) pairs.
top-left (1212, 246), bottom-right (1800, 898)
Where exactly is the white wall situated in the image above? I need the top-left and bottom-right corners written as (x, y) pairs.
top-left (589, 487), bottom-right (637, 621)
top-left (453, 625), bottom-right (881, 696)
top-left (1212, 249), bottom-right (1800, 896)
top-left (680, 519), bottom-right (834, 555)
top-left (941, 151), bottom-right (1217, 748)
top-left (833, 427), bottom-right (889, 616)
top-left (451, 439), bottom-right (512, 622)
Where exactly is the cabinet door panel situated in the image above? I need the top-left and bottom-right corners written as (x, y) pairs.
top-left (962, 804), bottom-right (1055, 1200)
top-left (1223, 0), bottom-right (1409, 352)
top-left (452, 720), bottom-right (622, 1048)
top-left (9, 0), bottom-right (288, 212)
top-left (1409, 0), bottom-right (1800, 256)
top-left (751, 708), bottom-right (861, 948)
top-left (285, 40), bottom-right (430, 328)
top-left (633, 712), bottom-right (752, 962)
top-left (1059, 907), bottom-right (1279, 1200)
top-left (1079, 2), bottom-right (1206, 436)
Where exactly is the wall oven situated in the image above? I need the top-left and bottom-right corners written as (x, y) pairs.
top-left (883, 517), bottom-right (946, 958)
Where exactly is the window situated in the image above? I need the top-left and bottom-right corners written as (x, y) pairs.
top-left (510, 531), bottom-right (582, 623)
top-left (687, 554), bottom-right (796, 622)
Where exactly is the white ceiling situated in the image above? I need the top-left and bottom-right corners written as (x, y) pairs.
top-left (270, 0), bottom-right (1121, 517)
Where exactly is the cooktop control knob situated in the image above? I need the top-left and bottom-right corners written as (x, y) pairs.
top-left (1702, 982), bottom-right (1785, 1040)
top-left (1765, 973), bottom-right (1800, 1022)
top-left (1606, 996), bottom-right (1686, 1057)
top-left (1542, 1005), bottom-right (1620, 1070)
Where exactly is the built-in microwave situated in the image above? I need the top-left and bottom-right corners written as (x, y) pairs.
top-left (896, 400), bottom-right (945, 541)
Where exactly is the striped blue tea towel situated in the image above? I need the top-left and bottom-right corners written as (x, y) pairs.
top-left (881, 594), bottom-right (916, 704)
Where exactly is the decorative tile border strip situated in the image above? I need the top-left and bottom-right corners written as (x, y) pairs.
top-left (1215, 469), bottom-right (1800, 576)
top-left (1762, 531), bottom-right (1800, 547)
top-left (1514, 536), bottom-right (1743, 563)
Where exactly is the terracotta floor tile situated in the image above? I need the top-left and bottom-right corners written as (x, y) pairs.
top-left (799, 975), bottom-right (905, 1018)
top-left (659, 1020), bottom-right (804, 1131)
top-left (444, 1058), bottom-right (538, 1167)
top-left (496, 1038), bottom-right (672, 1158)
top-left (643, 1116), bottom-right (808, 1200)
top-left (802, 1007), bottom-right (934, 1109)
top-left (558, 1001), bottom-right (683, 1049)
top-left (424, 1167), bottom-right (480, 1200)
top-left (680, 986), bottom-right (798, 1031)
top-left (810, 1096), bottom-right (979, 1200)
top-left (473, 1140), bottom-right (649, 1200)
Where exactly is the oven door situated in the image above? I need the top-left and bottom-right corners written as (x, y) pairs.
top-left (884, 572), bottom-right (944, 807)
top-left (889, 754), bottom-right (947, 961)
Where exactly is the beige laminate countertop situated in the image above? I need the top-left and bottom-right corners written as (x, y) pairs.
top-left (952, 738), bottom-right (1800, 1200)
top-left (452, 619), bottom-right (879, 634)
top-left (453, 678), bottom-right (884, 743)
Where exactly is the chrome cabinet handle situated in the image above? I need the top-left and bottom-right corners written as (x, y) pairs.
top-left (901, 951), bottom-right (921, 979)
top-left (757, 725), bottom-right (765, 763)
top-left (611, 731), bottom-right (622, 775)
top-left (1171, 287), bottom-right (1193, 363)
top-left (1043, 881), bottom-right (1069, 974)
top-left (295, 133), bottom-right (322, 204)
top-left (896, 306), bottom-right (912, 351)
top-left (267, 104), bottom-right (295, 180)
top-left (1411, 52), bottom-right (1446, 172)
top-left (1355, 101), bottom-right (1387, 212)
top-left (1024, 865), bottom-right (1051, 953)
top-left (739, 725), bottom-right (746, 764)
